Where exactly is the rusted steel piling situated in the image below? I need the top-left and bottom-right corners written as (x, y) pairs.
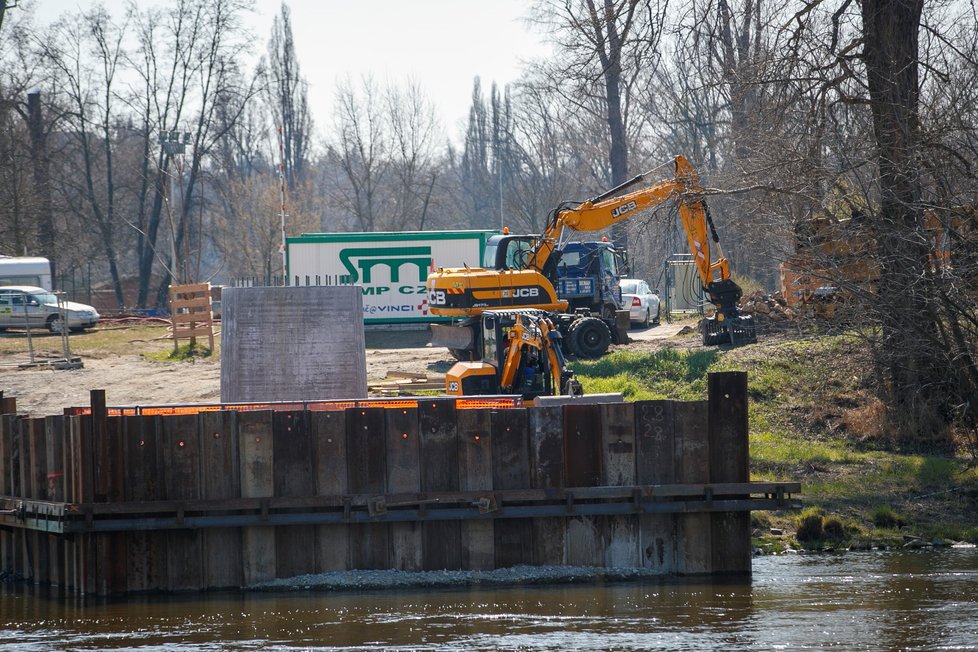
top-left (0, 372), bottom-right (800, 594)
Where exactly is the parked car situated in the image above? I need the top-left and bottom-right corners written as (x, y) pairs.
top-left (0, 286), bottom-right (100, 333)
top-left (619, 278), bottom-right (660, 327)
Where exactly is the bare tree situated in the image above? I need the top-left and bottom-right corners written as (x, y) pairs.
top-left (42, 7), bottom-right (130, 305)
top-left (385, 81), bottom-right (440, 230)
top-left (266, 2), bottom-right (311, 189)
top-left (328, 76), bottom-right (390, 231)
top-left (128, 0), bottom-right (255, 306)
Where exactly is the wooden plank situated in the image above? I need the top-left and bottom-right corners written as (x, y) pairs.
top-left (44, 416), bottom-right (66, 502)
top-left (105, 417), bottom-right (128, 594)
top-left (238, 410), bottom-right (276, 585)
top-left (273, 410), bottom-right (316, 579)
top-left (635, 400), bottom-right (676, 573)
top-left (162, 414), bottom-right (203, 592)
top-left (42, 416), bottom-right (65, 591)
top-left (676, 400), bottom-right (710, 575)
top-left (491, 409), bottom-right (533, 568)
top-left (635, 400), bottom-right (675, 485)
top-left (418, 398), bottom-right (461, 570)
top-left (64, 416), bottom-right (82, 593)
top-left (386, 407), bottom-right (421, 571)
top-left (346, 407), bottom-right (388, 570)
top-left (601, 402), bottom-right (637, 568)
top-left (169, 282), bottom-right (210, 296)
top-left (457, 408), bottom-right (493, 570)
top-left (199, 410), bottom-right (243, 589)
top-left (311, 410), bottom-right (349, 571)
top-left (89, 390), bottom-right (108, 502)
top-left (8, 417), bottom-right (23, 579)
top-left (562, 403), bottom-right (603, 566)
top-left (169, 297), bottom-right (212, 310)
top-left (124, 416), bottom-right (165, 593)
top-left (0, 416), bottom-right (11, 576)
top-left (27, 418), bottom-right (48, 584)
top-left (0, 395), bottom-right (15, 415)
top-left (562, 403), bottom-right (602, 487)
top-left (708, 371), bottom-right (751, 575)
top-left (17, 418), bottom-right (32, 582)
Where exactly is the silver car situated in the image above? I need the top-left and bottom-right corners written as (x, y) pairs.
top-left (0, 286), bottom-right (100, 333)
top-left (619, 278), bottom-right (661, 327)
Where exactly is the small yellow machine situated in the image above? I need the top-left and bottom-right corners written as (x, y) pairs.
top-left (445, 309), bottom-right (583, 400)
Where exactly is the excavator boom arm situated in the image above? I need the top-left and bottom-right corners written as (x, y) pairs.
top-left (527, 155), bottom-right (727, 286)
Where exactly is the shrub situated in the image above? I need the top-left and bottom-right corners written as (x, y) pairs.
top-left (823, 516), bottom-right (846, 542)
top-left (872, 505), bottom-right (907, 529)
top-left (796, 512), bottom-right (824, 543)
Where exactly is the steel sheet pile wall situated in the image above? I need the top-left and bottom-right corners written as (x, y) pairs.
top-left (0, 373), bottom-right (770, 595)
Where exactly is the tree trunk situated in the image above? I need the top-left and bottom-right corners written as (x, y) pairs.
top-left (861, 0), bottom-right (947, 449)
top-left (27, 92), bottom-right (56, 285)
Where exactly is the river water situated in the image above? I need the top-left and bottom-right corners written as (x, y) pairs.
top-left (1, 548), bottom-right (976, 651)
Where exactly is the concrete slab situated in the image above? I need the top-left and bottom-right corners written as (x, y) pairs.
top-left (220, 286), bottom-right (368, 403)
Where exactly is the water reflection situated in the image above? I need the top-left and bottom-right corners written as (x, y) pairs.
top-left (1, 548), bottom-right (976, 650)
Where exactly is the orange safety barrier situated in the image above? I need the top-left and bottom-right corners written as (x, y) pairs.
top-left (64, 395), bottom-right (523, 417)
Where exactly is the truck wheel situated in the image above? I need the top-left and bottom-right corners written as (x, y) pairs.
top-left (569, 317), bottom-right (611, 359)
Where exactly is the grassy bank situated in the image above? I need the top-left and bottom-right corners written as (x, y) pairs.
top-left (572, 334), bottom-right (978, 551)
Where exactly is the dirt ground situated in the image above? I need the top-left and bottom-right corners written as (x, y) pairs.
top-left (0, 321), bottom-right (693, 418)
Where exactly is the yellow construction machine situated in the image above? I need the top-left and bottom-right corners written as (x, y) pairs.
top-left (444, 309), bottom-right (583, 400)
top-left (428, 155), bottom-right (756, 349)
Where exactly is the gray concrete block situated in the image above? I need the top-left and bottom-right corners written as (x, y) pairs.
top-left (220, 286), bottom-right (368, 403)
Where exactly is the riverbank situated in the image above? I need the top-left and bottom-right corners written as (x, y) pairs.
top-left (573, 324), bottom-right (978, 551)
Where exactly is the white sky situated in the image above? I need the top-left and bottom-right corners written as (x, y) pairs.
top-left (25, 0), bottom-right (551, 141)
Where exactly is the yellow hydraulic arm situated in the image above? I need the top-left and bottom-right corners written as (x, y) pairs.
top-left (498, 312), bottom-right (566, 394)
top-left (525, 155), bottom-right (731, 288)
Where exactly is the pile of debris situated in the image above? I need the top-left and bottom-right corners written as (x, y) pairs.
top-left (740, 290), bottom-right (798, 323)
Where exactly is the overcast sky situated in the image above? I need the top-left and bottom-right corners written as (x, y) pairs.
top-left (26, 0), bottom-right (551, 140)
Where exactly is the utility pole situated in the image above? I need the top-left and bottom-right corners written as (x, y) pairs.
top-left (160, 130), bottom-right (190, 285)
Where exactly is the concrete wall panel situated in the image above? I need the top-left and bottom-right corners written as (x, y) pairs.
top-left (220, 286), bottom-right (367, 403)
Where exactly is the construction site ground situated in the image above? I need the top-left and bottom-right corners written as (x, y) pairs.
top-left (0, 319), bottom-right (695, 417)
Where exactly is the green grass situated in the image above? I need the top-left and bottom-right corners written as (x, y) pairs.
top-left (570, 335), bottom-right (978, 545)
top-left (143, 341), bottom-right (213, 361)
top-left (0, 323), bottom-right (221, 359)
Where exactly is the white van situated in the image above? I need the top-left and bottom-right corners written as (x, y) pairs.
top-left (0, 286), bottom-right (100, 333)
top-left (0, 256), bottom-right (53, 290)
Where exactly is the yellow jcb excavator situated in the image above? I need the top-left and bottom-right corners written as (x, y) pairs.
top-left (428, 155), bottom-right (756, 349)
top-left (444, 308), bottom-right (583, 400)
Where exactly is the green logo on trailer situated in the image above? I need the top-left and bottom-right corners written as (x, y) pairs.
top-left (338, 246), bottom-right (433, 283)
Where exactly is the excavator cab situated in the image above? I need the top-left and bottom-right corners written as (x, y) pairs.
top-left (483, 234), bottom-right (540, 271)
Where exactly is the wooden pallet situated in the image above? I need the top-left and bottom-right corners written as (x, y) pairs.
top-left (169, 282), bottom-right (215, 352)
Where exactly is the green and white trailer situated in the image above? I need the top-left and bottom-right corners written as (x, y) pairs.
top-left (286, 230), bottom-right (497, 324)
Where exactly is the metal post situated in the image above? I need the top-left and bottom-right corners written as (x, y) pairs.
top-left (22, 291), bottom-right (35, 364)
